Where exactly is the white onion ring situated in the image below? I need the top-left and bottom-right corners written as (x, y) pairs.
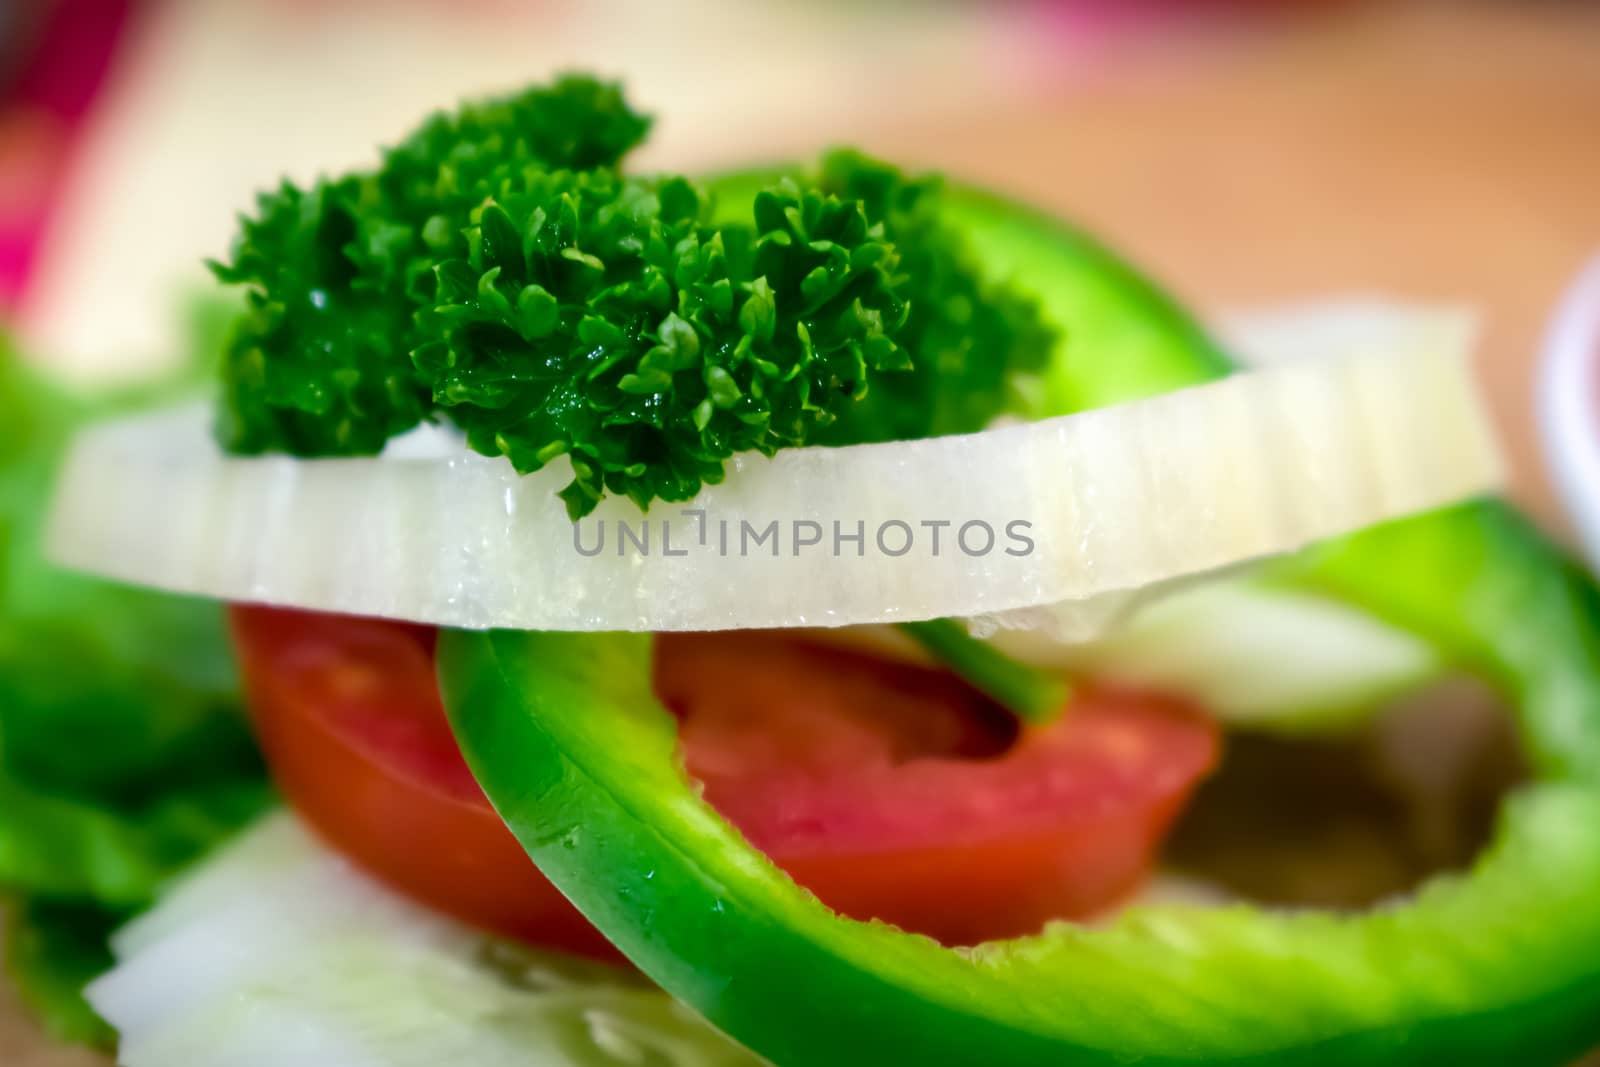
top-left (47, 336), bottom-right (1500, 633)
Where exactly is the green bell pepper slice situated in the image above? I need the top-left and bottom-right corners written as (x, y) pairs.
top-left (439, 181), bottom-right (1600, 1065)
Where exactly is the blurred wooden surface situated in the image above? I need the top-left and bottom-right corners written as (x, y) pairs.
top-left (849, 0), bottom-right (1600, 539)
top-left (7, 1), bottom-right (1600, 1064)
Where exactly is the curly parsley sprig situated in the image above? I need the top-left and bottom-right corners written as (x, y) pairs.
top-left (211, 75), bottom-right (1055, 518)
top-left (813, 150), bottom-right (1055, 445)
top-left (415, 170), bottom-right (910, 514)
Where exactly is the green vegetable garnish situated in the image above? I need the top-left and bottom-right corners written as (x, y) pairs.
top-left (808, 150), bottom-right (1056, 445)
top-left (211, 76), bottom-right (651, 461)
top-left (0, 337), bottom-right (271, 1045)
top-left (413, 168), bottom-right (911, 517)
top-left (212, 76), bottom-right (1052, 518)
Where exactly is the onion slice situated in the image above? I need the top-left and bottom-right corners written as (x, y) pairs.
top-left (48, 338), bottom-right (1500, 632)
top-left (89, 814), bottom-right (761, 1067)
top-left (809, 576), bottom-right (1442, 730)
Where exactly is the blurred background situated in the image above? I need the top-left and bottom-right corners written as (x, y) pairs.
top-left (1, 0), bottom-right (1599, 1061)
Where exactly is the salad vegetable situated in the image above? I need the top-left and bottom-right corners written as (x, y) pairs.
top-left (0, 337), bottom-right (271, 1045)
top-left (230, 606), bottom-right (1217, 950)
top-left (212, 77), bottom-right (1052, 519)
top-left (89, 815), bottom-right (761, 1067)
top-left (1022, 580), bottom-right (1442, 732)
top-left (15, 73), bottom-right (1600, 1067)
top-left (213, 76), bottom-right (652, 466)
top-left (898, 618), bottom-right (1071, 724)
top-left (49, 336), bottom-right (1497, 637)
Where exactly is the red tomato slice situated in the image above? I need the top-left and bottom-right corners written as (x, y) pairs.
top-left (231, 607), bottom-right (1218, 955)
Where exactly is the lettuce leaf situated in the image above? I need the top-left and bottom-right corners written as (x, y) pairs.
top-left (5, 900), bottom-right (120, 1047)
top-left (0, 331), bottom-right (270, 1046)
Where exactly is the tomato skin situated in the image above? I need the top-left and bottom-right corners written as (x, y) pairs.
top-left (231, 608), bottom-right (617, 959)
top-left (779, 826), bottom-right (1163, 946)
top-left (231, 607), bottom-right (1217, 955)
top-left (657, 632), bottom-right (1214, 943)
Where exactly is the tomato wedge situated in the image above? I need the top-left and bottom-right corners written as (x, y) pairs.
top-left (230, 607), bottom-right (1218, 955)
top-left (229, 607), bottom-right (621, 958)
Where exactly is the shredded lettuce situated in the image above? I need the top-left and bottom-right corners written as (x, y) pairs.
top-left (0, 333), bottom-right (271, 1046)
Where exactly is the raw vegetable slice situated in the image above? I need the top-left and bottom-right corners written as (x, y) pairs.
top-left (88, 813), bottom-right (761, 1067)
top-left (48, 339), bottom-right (1498, 634)
top-left (829, 577), bottom-right (1440, 732)
top-left (437, 506), bottom-right (1600, 1066)
top-left (1009, 581), bottom-right (1439, 731)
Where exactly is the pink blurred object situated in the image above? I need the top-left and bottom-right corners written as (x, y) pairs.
top-left (1030, 0), bottom-right (1345, 45)
top-left (0, 0), bottom-right (132, 311)
top-left (1032, 0), bottom-right (1177, 39)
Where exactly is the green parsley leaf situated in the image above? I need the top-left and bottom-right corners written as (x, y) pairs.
top-left (211, 77), bottom-right (1057, 518)
top-left (813, 149), bottom-right (1056, 444)
top-left (211, 75), bottom-right (650, 461)
top-left (417, 170), bottom-right (909, 515)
